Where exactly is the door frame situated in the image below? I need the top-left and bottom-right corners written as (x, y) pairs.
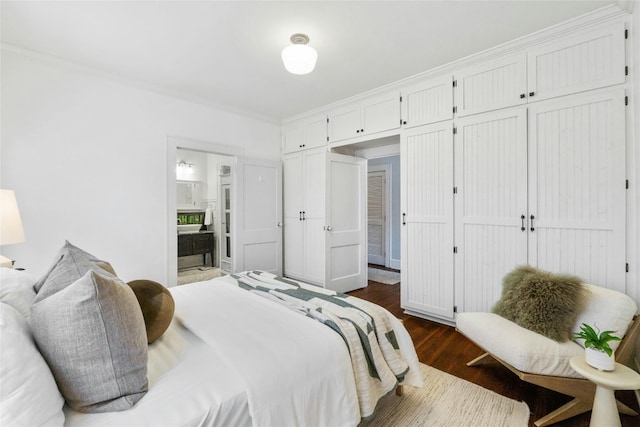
top-left (367, 164), bottom-right (391, 268)
top-left (166, 136), bottom-right (244, 287)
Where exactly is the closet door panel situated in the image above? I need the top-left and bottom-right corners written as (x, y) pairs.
top-left (401, 122), bottom-right (454, 320)
top-left (304, 114), bottom-right (328, 150)
top-left (284, 216), bottom-right (304, 280)
top-left (361, 91), bottom-right (400, 135)
top-left (528, 89), bottom-right (626, 291)
top-left (303, 148), bottom-right (326, 218)
top-left (455, 54), bottom-right (527, 117)
top-left (455, 109), bottom-right (528, 313)
top-left (527, 22), bottom-right (626, 102)
top-left (401, 75), bottom-right (454, 128)
top-left (327, 104), bottom-right (361, 143)
top-left (283, 153), bottom-right (303, 218)
top-left (282, 123), bottom-right (304, 154)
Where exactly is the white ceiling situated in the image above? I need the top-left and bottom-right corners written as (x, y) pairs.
top-left (1, 1), bottom-right (616, 122)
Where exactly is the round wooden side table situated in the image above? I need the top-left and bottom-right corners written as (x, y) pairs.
top-left (570, 355), bottom-right (640, 427)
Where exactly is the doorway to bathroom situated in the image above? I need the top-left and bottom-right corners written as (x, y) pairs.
top-left (166, 136), bottom-right (283, 287)
top-left (175, 148), bottom-right (232, 285)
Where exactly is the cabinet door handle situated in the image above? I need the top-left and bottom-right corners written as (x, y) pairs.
top-left (302, 211), bottom-right (306, 220)
top-left (529, 91), bottom-right (535, 97)
top-left (356, 129), bottom-right (360, 133)
top-left (520, 93), bottom-right (525, 99)
top-left (326, 225), bottom-right (332, 231)
top-left (402, 213), bottom-right (406, 225)
top-left (530, 215), bottom-right (535, 232)
top-left (521, 214), bottom-right (526, 231)
top-left (277, 222), bottom-right (282, 227)
top-left (299, 211), bottom-right (302, 221)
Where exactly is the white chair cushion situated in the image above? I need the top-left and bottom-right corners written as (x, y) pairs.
top-left (457, 284), bottom-right (637, 378)
top-left (457, 312), bottom-right (586, 378)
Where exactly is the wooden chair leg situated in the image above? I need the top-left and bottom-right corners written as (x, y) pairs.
top-left (533, 398), bottom-right (592, 427)
top-left (467, 352), bottom-right (494, 367)
top-left (395, 385), bottom-right (404, 396)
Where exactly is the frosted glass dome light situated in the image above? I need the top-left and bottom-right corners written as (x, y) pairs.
top-left (281, 33), bottom-right (317, 75)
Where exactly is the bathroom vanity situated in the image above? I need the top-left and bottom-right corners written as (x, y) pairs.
top-left (178, 231), bottom-right (215, 267)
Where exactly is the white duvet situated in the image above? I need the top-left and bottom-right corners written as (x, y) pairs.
top-left (65, 276), bottom-right (422, 427)
top-left (171, 279), bottom-right (361, 427)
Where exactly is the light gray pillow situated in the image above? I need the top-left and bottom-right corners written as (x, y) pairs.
top-left (30, 270), bottom-right (148, 413)
top-left (33, 241), bottom-right (117, 301)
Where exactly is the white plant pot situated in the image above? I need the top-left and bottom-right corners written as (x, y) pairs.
top-left (585, 347), bottom-right (615, 371)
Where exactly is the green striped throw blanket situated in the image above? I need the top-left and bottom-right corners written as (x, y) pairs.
top-left (229, 271), bottom-right (411, 419)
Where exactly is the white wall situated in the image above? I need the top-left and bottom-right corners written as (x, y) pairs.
top-left (0, 48), bottom-right (281, 284)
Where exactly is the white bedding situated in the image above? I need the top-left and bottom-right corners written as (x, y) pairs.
top-left (64, 275), bottom-right (422, 427)
top-left (64, 318), bottom-right (251, 427)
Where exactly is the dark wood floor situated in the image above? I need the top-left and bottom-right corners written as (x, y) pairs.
top-left (349, 278), bottom-right (640, 427)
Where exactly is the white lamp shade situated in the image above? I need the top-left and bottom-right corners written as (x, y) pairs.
top-left (0, 189), bottom-right (25, 245)
top-left (281, 44), bottom-right (318, 75)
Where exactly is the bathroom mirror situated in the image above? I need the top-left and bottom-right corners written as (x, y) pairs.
top-left (176, 180), bottom-right (201, 209)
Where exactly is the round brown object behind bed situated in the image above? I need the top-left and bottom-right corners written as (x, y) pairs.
top-left (127, 280), bottom-right (175, 344)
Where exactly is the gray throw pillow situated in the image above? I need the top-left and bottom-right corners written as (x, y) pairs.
top-left (492, 265), bottom-right (587, 342)
top-left (33, 241), bottom-right (117, 301)
top-left (30, 270), bottom-right (148, 413)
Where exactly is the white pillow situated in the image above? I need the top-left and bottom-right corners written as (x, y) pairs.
top-left (0, 267), bottom-right (36, 318)
top-left (0, 302), bottom-right (65, 426)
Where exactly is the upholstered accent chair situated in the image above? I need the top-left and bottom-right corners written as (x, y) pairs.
top-left (457, 284), bottom-right (640, 426)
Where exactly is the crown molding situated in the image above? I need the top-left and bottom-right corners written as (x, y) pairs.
top-left (1, 43), bottom-right (281, 125)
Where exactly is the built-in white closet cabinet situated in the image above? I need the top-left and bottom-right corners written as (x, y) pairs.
top-left (454, 54), bottom-right (527, 117)
top-left (455, 22), bottom-right (625, 118)
top-left (400, 75), bottom-right (454, 128)
top-left (526, 22), bottom-right (626, 102)
top-left (454, 108), bottom-right (529, 313)
top-left (401, 121), bottom-right (455, 321)
top-left (526, 89), bottom-right (626, 291)
top-left (327, 90), bottom-right (401, 143)
top-left (284, 148), bottom-right (326, 284)
top-left (283, 8), bottom-right (633, 324)
top-left (283, 147), bottom-right (367, 292)
top-left (282, 113), bottom-right (328, 154)
top-left (401, 20), bottom-right (629, 323)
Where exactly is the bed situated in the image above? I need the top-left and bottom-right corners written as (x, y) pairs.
top-left (0, 242), bottom-right (422, 427)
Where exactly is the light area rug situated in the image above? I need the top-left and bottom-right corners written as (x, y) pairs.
top-left (368, 267), bottom-right (401, 285)
top-left (360, 363), bottom-right (530, 427)
top-left (177, 267), bottom-right (222, 285)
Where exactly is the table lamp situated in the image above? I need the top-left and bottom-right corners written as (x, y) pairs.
top-left (0, 189), bottom-right (25, 268)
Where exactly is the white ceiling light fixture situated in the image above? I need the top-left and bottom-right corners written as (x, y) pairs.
top-left (281, 33), bottom-right (318, 75)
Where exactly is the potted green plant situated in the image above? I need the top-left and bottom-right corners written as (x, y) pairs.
top-left (572, 323), bottom-right (621, 371)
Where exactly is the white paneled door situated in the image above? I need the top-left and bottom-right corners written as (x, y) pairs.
top-left (401, 121), bottom-right (455, 321)
top-left (454, 108), bottom-right (528, 313)
top-left (325, 153), bottom-right (367, 293)
top-left (233, 157), bottom-right (282, 275)
top-left (528, 89), bottom-right (626, 291)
